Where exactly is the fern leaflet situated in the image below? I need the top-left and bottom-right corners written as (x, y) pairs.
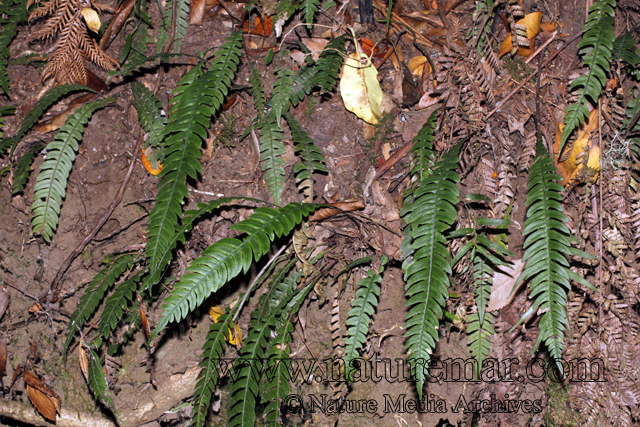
top-left (312, 35), bottom-right (346, 93)
top-left (301, 0), bottom-right (320, 27)
top-left (559, 0), bottom-right (615, 155)
top-left (284, 112), bottom-right (326, 201)
top-left (401, 120), bottom-right (460, 399)
top-left (64, 254), bottom-right (136, 355)
top-left (249, 67), bottom-right (266, 115)
top-left (290, 65), bottom-right (317, 106)
top-left (516, 138), bottom-right (596, 370)
top-left (97, 273), bottom-right (141, 341)
top-left (31, 99), bottom-right (106, 242)
top-left (257, 115), bottom-right (286, 206)
top-left (146, 31), bottom-right (242, 272)
top-left (11, 141), bottom-right (44, 194)
top-left (173, 0), bottom-right (190, 52)
top-left (344, 256), bottom-right (386, 381)
top-left (612, 31), bottom-right (640, 69)
top-left (150, 203), bottom-right (319, 342)
top-left (272, 68), bottom-right (294, 124)
top-left (86, 347), bottom-right (121, 422)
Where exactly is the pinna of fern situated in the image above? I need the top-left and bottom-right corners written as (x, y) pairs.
top-left (514, 136), bottom-right (596, 371)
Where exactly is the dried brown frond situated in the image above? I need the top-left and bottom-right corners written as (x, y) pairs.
top-left (28, 0), bottom-right (117, 85)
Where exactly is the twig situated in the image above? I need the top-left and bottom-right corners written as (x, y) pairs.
top-left (524, 33), bottom-right (558, 64)
top-left (486, 32), bottom-right (581, 119)
top-left (93, 213), bottom-right (149, 242)
top-left (45, 133), bottom-right (144, 304)
top-left (232, 244), bottom-right (289, 323)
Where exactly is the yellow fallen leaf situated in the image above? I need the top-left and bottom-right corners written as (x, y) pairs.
top-left (209, 305), bottom-right (242, 345)
top-left (554, 108), bottom-right (600, 185)
top-left (340, 52), bottom-right (384, 125)
top-left (408, 56), bottom-right (432, 76)
top-left (81, 8), bottom-right (101, 33)
top-left (499, 12), bottom-right (543, 58)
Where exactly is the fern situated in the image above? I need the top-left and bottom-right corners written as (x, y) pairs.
top-left (86, 347), bottom-right (121, 422)
top-left (0, 0), bottom-right (28, 96)
top-left (290, 64), bottom-right (317, 107)
top-left (343, 256), bottom-right (386, 382)
top-left (261, 322), bottom-right (293, 427)
top-left (312, 35), bottom-right (346, 93)
top-left (149, 203), bottom-right (319, 342)
top-left (516, 138), bottom-right (596, 370)
top-left (401, 118), bottom-right (460, 398)
top-left (272, 68), bottom-right (294, 124)
top-left (174, 0), bottom-right (190, 52)
top-left (5, 84), bottom-right (91, 158)
top-left (559, 0), bottom-right (616, 155)
top-left (301, 0), bottom-right (320, 27)
top-left (97, 273), bottom-right (142, 342)
top-left (249, 68), bottom-right (266, 115)
top-left (256, 115), bottom-right (286, 206)
top-left (31, 99), bottom-right (106, 242)
top-left (131, 81), bottom-right (166, 155)
top-left (284, 111), bottom-right (326, 200)
top-left (11, 141), bottom-right (44, 194)
top-left (612, 31), bottom-right (640, 69)
top-left (146, 31), bottom-right (242, 272)
top-left (192, 310), bottom-right (235, 427)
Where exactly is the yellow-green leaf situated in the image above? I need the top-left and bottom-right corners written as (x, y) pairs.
top-left (340, 53), bottom-right (383, 124)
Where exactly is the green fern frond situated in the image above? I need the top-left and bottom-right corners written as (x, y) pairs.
top-left (301, 0), bottom-right (320, 26)
top-left (86, 347), bottom-right (121, 422)
top-left (131, 81), bottom-right (166, 153)
top-left (64, 254), bottom-right (136, 355)
top-left (261, 322), bottom-right (293, 427)
top-left (256, 115), bottom-right (286, 205)
top-left (146, 31), bottom-right (242, 272)
top-left (149, 203), bottom-right (319, 343)
top-left (5, 84), bottom-right (91, 157)
top-left (0, 0), bottom-right (28, 96)
top-left (626, 99), bottom-right (640, 159)
top-left (106, 301), bottom-right (140, 356)
top-left (517, 140), bottom-right (596, 370)
top-left (272, 68), bottom-right (294, 124)
top-left (612, 31), bottom-right (640, 69)
top-left (192, 310), bottom-right (234, 427)
top-left (97, 273), bottom-right (142, 341)
top-left (559, 0), bottom-right (615, 155)
top-left (284, 112), bottom-right (326, 200)
top-left (290, 65), bottom-right (317, 107)
top-left (344, 256), bottom-right (386, 382)
top-left (11, 141), bottom-right (44, 194)
top-left (401, 123), bottom-right (460, 399)
top-left (250, 68), bottom-right (266, 115)
top-left (312, 35), bottom-right (346, 93)
top-left (173, 0), bottom-right (190, 52)
top-left (30, 99), bottom-right (106, 242)
top-left (276, 0), bottom-right (297, 25)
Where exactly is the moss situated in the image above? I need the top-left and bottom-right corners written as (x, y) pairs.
top-left (543, 382), bottom-right (580, 427)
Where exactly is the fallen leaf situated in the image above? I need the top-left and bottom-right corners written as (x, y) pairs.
top-left (554, 108), bottom-right (600, 185)
top-left (99, 0), bottom-right (135, 49)
top-left (487, 259), bottom-right (526, 312)
top-left (243, 16), bottom-right (272, 36)
top-left (0, 289), bottom-right (9, 322)
top-left (499, 12), bottom-right (543, 58)
top-left (81, 8), bottom-right (102, 33)
top-left (24, 370), bottom-right (60, 423)
top-left (308, 200), bottom-right (366, 221)
top-left (209, 305), bottom-right (242, 345)
top-left (190, 0), bottom-right (206, 25)
top-left (78, 345), bottom-right (89, 381)
top-left (0, 342), bottom-right (6, 380)
top-left (301, 38), bottom-right (329, 61)
top-left (340, 53), bottom-right (384, 124)
top-left (141, 147), bottom-right (163, 176)
top-left (408, 56), bottom-right (431, 76)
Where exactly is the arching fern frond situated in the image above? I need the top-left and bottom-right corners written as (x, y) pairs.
top-left (31, 99), bottom-right (106, 242)
top-left (343, 256), bottom-right (386, 382)
top-left (146, 31), bottom-right (242, 272)
top-left (86, 347), bottom-right (121, 423)
top-left (96, 273), bottom-right (142, 343)
top-left (0, 0), bottom-right (29, 96)
top-left (64, 254), bottom-right (136, 355)
top-left (149, 203), bottom-right (319, 342)
top-left (249, 68), bottom-right (266, 115)
top-left (301, 0), bottom-right (320, 27)
top-left (284, 112), bottom-right (326, 201)
top-left (312, 35), bottom-right (346, 94)
top-left (612, 31), bottom-right (640, 71)
top-left (261, 322), bottom-right (293, 426)
top-left (272, 68), bottom-right (294, 124)
top-left (559, 0), bottom-right (615, 155)
top-left (131, 81), bottom-right (166, 154)
top-left (6, 84), bottom-right (90, 157)
top-left (401, 120), bottom-right (460, 399)
top-left (173, 0), bottom-right (190, 52)
top-left (515, 138), bottom-right (596, 370)
top-left (256, 115), bottom-right (286, 205)
top-left (290, 65), bottom-right (317, 106)
top-left (11, 141), bottom-right (44, 194)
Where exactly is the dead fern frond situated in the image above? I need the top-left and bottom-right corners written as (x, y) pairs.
top-left (29, 0), bottom-right (117, 84)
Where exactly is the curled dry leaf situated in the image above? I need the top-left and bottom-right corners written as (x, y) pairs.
top-left (340, 53), bottom-right (384, 124)
top-left (308, 200), bottom-right (366, 222)
top-left (243, 16), bottom-right (272, 37)
top-left (554, 107), bottom-right (600, 186)
top-left (499, 12), bottom-right (543, 58)
top-left (141, 147), bottom-right (163, 176)
top-left (80, 8), bottom-right (102, 33)
top-left (487, 259), bottom-right (525, 312)
top-left (408, 56), bottom-right (431, 76)
top-left (0, 288), bottom-right (9, 322)
top-left (78, 345), bottom-right (89, 381)
top-left (24, 370), bottom-right (60, 423)
top-left (100, 0), bottom-right (135, 49)
top-left (208, 305), bottom-right (242, 345)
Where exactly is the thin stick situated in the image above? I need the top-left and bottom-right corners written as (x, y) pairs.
top-left (45, 133), bottom-right (144, 303)
top-left (232, 244), bottom-right (288, 323)
top-left (486, 32), bottom-right (581, 120)
top-left (524, 32), bottom-right (558, 64)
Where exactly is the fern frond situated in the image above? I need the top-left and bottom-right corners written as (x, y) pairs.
top-left (559, 0), bottom-right (615, 154)
top-left (612, 31), bottom-right (640, 69)
top-left (284, 112), bottom-right (326, 200)
top-left (256, 115), bottom-right (286, 206)
top-left (97, 273), bottom-right (141, 341)
top-left (192, 311), bottom-right (234, 427)
top-left (261, 322), bottom-right (293, 427)
top-left (149, 203), bottom-right (319, 342)
top-left (11, 141), bottom-right (44, 194)
top-left (5, 84), bottom-right (91, 157)
top-left (344, 256), bottom-right (386, 381)
top-left (31, 99), bottom-right (106, 242)
top-left (173, 0), bottom-right (190, 52)
top-left (131, 81), bottom-right (166, 153)
top-left (301, 0), bottom-right (320, 27)
top-left (146, 31), bottom-right (242, 272)
top-left (401, 120), bottom-right (460, 399)
top-left (517, 140), bottom-right (596, 370)
top-left (290, 65), bottom-right (317, 106)
top-left (0, 0), bottom-right (29, 96)
top-left (249, 68), bottom-right (266, 115)
top-left (272, 68), bottom-right (294, 124)
top-left (64, 255), bottom-right (136, 355)
top-left (86, 347), bottom-right (121, 422)
top-left (312, 35), bottom-right (346, 93)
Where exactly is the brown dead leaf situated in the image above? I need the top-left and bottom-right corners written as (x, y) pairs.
top-left (499, 12), bottom-right (543, 58)
top-left (554, 107), bottom-right (600, 186)
top-left (0, 341), bottom-right (6, 380)
top-left (301, 38), bottom-right (329, 61)
top-left (308, 200), bottom-right (366, 222)
top-left (243, 16), bottom-right (272, 36)
top-left (190, 0), bottom-right (206, 25)
top-left (99, 0), bottom-right (135, 49)
top-left (487, 259), bottom-right (525, 312)
top-left (78, 345), bottom-right (89, 381)
top-left (0, 288), bottom-right (9, 323)
top-left (24, 370), bottom-right (60, 422)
